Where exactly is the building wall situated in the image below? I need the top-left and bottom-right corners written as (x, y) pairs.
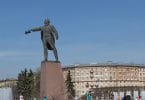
top-left (0, 79), bottom-right (17, 88)
top-left (62, 64), bottom-right (145, 98)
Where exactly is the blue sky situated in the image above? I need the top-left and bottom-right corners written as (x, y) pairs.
top-left (0, 0), bottom-right (145, 79)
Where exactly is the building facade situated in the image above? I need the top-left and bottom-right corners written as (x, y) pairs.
top-left (62, 63), bottom-right (145, 98)
top-left (0, 79), bottom-right (17, 88)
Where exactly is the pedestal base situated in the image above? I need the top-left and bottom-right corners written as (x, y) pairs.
top-left (40, 61), bottom-right (66, 100)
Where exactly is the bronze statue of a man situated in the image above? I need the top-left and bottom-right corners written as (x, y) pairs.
top-left (25, 19), bottom-right (59, 61)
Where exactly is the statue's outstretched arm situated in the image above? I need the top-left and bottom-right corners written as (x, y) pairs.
top-left (25, 27), bottom-right (41, 34)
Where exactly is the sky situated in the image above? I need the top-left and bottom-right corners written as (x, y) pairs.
top-left (0, 0), bottom-right (145, 79)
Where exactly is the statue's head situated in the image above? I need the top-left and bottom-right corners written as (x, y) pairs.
top-left (44, 19), bottom-right (50, 25)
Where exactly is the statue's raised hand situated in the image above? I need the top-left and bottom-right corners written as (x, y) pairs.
top-left (25, 30), bottom-right (31, 34)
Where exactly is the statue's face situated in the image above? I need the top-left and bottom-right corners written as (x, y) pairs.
top-left (44, 19), bottom-right (50, 25)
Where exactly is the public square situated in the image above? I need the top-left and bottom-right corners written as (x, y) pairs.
top-left (0, 0), bottom-right (145, 100)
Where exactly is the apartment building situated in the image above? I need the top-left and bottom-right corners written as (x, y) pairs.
top-left (63, 63), bottom-right (145, 98)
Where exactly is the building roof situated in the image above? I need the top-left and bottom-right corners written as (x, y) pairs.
top-left (63, 62), bottom-right (145, 69)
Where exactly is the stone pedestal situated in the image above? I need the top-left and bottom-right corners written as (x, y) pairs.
top-left (40, 61), bottom-right (66, 100)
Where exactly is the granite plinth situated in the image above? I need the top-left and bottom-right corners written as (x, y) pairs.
top-left (40, 61), bottom-right (66, 100)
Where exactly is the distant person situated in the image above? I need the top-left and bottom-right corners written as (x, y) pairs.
top-left (43, 96), bottom-right (48, 100)
top-left (111, 94), bottom-right (114, 100)
top-left (135, 97), bottom-right (138, 100)
top-left (139, 96), bottom-right (142, 100)
top-left (122, 95), bottom-right (131, 100)
top-left (136, 96), bottom-right (141, 100)
top-left (117, 95), bottom-right (121, 100)
top-left (19, 95), bottom-right (24, 100)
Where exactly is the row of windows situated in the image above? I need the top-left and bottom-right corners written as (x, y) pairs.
top-left (73, 68), bottom-right (145, 74)
top-left (74, 72), bottom-right (142, 77)
top-left (75, 81), bottom-right (143, 90)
